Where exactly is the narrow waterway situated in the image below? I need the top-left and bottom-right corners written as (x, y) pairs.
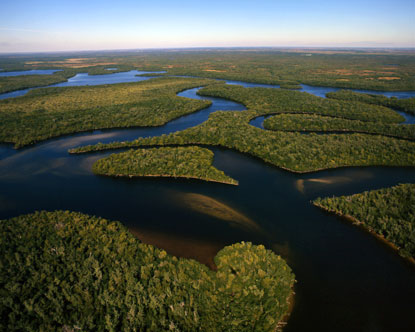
top-left (0, 70), bottom-right (415, 331)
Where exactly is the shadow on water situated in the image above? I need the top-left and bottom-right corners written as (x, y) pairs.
top-left (0, 74), bottom-right (415, 331)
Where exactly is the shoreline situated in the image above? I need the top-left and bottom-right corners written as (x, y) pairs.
top-left (274, 286), bottom-right (296, 332)
top-left (70, 140), bottom-right (415, 174)
top-left (0, 78), bottom-right (214, 149)
top-left (313, 202), bottom-right (415, 266)
top-left (94, 172), bottom-right (238, 185)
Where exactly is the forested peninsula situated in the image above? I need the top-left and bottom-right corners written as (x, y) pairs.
top-left (92, 146), bottom-right (238, 185)
top-left (314, 183), bottom-right (415, 261)
top-left (70, 85), bottom-right (415, 173)
top-left (0, 77), bottom-right (213, 148)
top-left (0, 211), bottom-right (295, 332)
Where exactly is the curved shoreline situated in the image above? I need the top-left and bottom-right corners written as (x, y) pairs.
top-left (69, 137), bottom-right (415, 175)
top-left (94, 172), bottom-right (238, 185)
top-left (1, 83), bottom-right (214, 149)
top-left (313, 202), bottom-right (415, 267)
top-left (275, 287), bottom-right (296, 332)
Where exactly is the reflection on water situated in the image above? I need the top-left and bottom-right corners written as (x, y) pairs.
top-left (176, 192), bottom-right (261, 232)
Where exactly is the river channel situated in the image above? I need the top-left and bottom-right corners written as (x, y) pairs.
top-left (0, 70), bottom-right (415, 331)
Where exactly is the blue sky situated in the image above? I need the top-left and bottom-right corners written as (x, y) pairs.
top-left (0, 0), bottom-right (414, 52)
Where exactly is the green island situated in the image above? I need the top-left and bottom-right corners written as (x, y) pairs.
top-left (326, 89), bottom-right (415, 114)
top-left (70, 84), bottom-right (415, 173)
top-left (0, 76), bottom-right (213, 148)
top-left (313, 183), bottom-right (415, 261)
top-left (0, 210), bottom-right (295, 332)
top-left (92, 146), bottom-right (238, 185)
top-left (263, 113), bottom-right (415, 140)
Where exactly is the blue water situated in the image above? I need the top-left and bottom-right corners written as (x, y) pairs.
top-left (223, 80), bottom-right (415, 100)
top-left (225, 79), bottom-right (280, 89)
top-left (0, 69), bottom-right (62, 77)
top-left (2, 70), bottom-right (414, 101)
top-left (219, 81), bottom-right (414, 124)
top-left (0, 70), bottom-right (166, 100)
top-left (49, 70), bottom-right (166, 87)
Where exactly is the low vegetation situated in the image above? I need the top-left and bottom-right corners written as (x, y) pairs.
top-left (263, 113), bottom-right (415, 140)
top-left (0, 77), bottom-right (213, 147)
top-left (2, 50), bottom-right (415, 91)
top-left (313, 183), bottom-right (415, 260)
top-left (0, 210), bottom-right (295, 331)
top-left (93, 146), bottom-right (238, 185)
top-left (326, 90), bottom-right (415, 114)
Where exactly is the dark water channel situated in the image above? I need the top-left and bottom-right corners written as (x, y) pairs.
top-left (1, 71), bottom-right (415, 331)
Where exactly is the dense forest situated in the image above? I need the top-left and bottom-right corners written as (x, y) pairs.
top-left (0, 211), bottom-right (295, 332)
top-left (0, 77), bottom-right (213, 147)
top-left (71, 85), bottom-right (415, 173)
top-left (326, 90), bottom-right (415, 114)
top-left (197, 84), bottom-right (404, 123)
top-left (313, 183), bottom-right (415, 260)
top-left (263, 113), bottom-right (415, 140)
top-left (93, 146), bottom-right (238, 185)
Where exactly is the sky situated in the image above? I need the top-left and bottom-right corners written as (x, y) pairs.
top-left (0, 0), bottom-right (414, 53)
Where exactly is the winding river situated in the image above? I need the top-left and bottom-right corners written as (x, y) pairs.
top-left (1, 70), bottom-right (415, 331)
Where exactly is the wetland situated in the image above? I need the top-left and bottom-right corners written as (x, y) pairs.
top-left (1, 50), bottom-right (415, 331)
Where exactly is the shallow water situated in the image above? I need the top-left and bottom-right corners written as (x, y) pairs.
top-left (0, 72), bottom-right (415, 331)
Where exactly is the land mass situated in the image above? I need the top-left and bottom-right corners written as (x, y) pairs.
top-left (70, 84), bottom-right (415, 173)
top-left (313, 183), bottom-right (415, 261)
top-left (92, 146), bottom-right (238, 185)
top-left (0, 211), bottom-right (295, 332)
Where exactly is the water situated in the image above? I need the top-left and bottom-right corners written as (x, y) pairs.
top-left (0, 69), bottom-right (62, 76)
top-left (0, 73), bottom-right (415, 331)
top-left (396, 110), bottom-right (415, 124)
top-left (0, 70), bottom-right (165, 100)
top-left (105, 68), bottom-right (118, 70)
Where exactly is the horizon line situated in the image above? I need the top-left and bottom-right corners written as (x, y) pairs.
top-left (1, 45), bottom-right (415, 55)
